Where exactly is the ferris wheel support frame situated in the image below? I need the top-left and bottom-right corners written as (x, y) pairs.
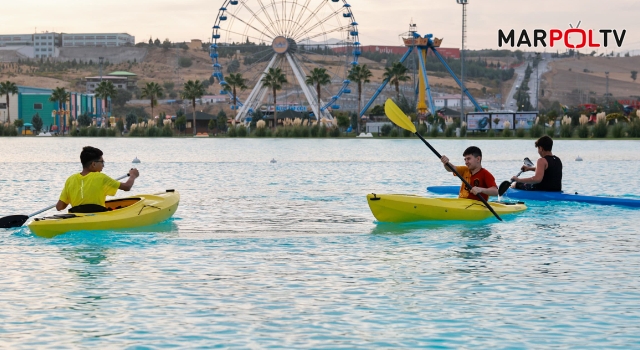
top-left (235, 54), bottom-right (280, 121)
top-left (285, 53), bottom-right (332, 121)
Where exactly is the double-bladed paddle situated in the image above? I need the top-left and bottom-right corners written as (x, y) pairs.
top-left (383, 99), bottom-right (502, 221)
top-left (498, 158), bottom-right (535, 196)
top-left (0, 174), bottom-right (130, 229)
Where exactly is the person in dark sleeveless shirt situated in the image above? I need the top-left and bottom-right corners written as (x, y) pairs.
top-left (511, 135), bottom-right (563, 192)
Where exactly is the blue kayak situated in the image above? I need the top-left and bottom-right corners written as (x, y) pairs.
top-left (427, 186), bottom-right (640, 208)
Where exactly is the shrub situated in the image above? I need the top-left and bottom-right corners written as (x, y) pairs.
top-left (146, 126), bottom-right (161, 137)
top-left (1, 125), bottom-right (18, 136)
top-left (417, 124), bottom-right (428, 135)
top-left (390, 128), bottom-right (399, 137)
top-left (502, 128), bottom-right (513, 137)
top-left (487, 129), bottom-right (495, 137)
top-left (444, 125), bottom-right (456, 137)
top-left (516, 127), bottom-right (526, 138)
top-left (237, 125), bottom-right (247, 137)
top-left (428, 125), bottom-right (438, 138)
top-left (300, 126), bottom-right (310, 137)
top-left (545, 126), bottom-right (556, 138)
top-left (319, 125), bottom-right (328, 137)
top-left (88, 126), bottom-right (99, 137)
top-left (227, 126), bottom-right (238, 137)
top-left (460, 126), bottom-right (467, 137)
top-left (178, 57), bottom-right (192, 68)
top-left (577, 124), bottom-right (590, 138)
top-left (627, 120), bottom-right (640, 137)
top-left (97, 128), bottom-right (107, 137)
top-left (310, 124), bottom-right (319, 137)
top-left (381, 124), bottom-right (392, 136)
top-left (530, 124), bottom-right (543, 138)
top-left (612, 123), bottom-right (625, 138)
top-left (161, 124), bottom-right (173, 137)
top-left (560, 124), bottom-right (572, 138)
top-left (403, 128), bottom-right (412, 137)
top-left (329, 127), bottom-right (341, 137)
top-left (78, 127), bottom-right (89, 136)
top-left (107, 128), bottom-right (117, 137)
top-left (254, 127), bottom-right (267, 137)
top-left (592, 120), bottom-right (608, 138)
top-left (116, 119), bottom-right (124, 132)
top-left (128, 127), bottom-right (141, 136)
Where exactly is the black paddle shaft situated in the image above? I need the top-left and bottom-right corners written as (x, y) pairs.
top-left (414, 132), bottom-right (503, 221)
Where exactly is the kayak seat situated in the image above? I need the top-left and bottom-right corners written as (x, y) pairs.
top-left (69, 204), bottom-right (109, 213)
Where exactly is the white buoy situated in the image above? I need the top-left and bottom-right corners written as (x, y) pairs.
top-left (132, 156), bottom-right (141, 163)
top-left (270, 158), bottom-right (277, 163)
top-left (575, 155), bottom-right (583, 161)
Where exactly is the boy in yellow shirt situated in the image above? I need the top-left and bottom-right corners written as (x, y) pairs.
top-left (56, 146), bottom-right (139, 212)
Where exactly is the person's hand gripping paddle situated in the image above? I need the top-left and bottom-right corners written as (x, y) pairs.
top-left (498, 158), bottom-right (535, 196)
top-left (383, 98), bottom-right (502, 221)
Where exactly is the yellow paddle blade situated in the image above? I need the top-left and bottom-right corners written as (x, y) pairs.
top-left (384, 98), bottom-right (416, 133)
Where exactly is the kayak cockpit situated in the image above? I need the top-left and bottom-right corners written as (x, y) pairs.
top-left (106, 198), bottom-right (141, 211)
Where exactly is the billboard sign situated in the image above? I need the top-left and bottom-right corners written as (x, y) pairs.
top-left (466, 113), bottom-right (491, 130)
top-left (490, 113), bottom-right (515, 130)
top-left (514, 113), bottom-right (538, 129)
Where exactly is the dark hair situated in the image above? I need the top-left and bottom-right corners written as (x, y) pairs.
top-left (463, 146), bottom-right (482, 158)
top-left (80, 146), bottom-right (103, 168)
top-left (535, 135), bottom-right (553, 151)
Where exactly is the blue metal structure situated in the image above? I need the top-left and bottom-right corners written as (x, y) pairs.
top-left (360, 30), bottom-right (483, 117)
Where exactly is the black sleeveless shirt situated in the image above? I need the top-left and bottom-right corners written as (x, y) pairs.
top-left (534, 155), bottom-right (562, 191)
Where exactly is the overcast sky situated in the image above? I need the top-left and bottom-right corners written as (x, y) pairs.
top-left (3, 0), bottom-right (639, 52)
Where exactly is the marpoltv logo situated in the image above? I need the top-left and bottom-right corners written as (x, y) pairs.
top-left (498, 22), bottom-right (626, 48)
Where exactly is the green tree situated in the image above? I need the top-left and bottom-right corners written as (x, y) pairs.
top-left (162, 39), bottom-right (172, 50)
top-left (14, 119), bottom-right (24, 134)
top-left (181, 80), bottom-right (206, 136)
top-left (113, 89), bottom-right (133, 108)
top-left (261, 67), bottom-right (287, 127)
top-left (154, 38), bottom-right (161, 47)
top-left (631, 70), bottom-right (638, 82)
top-left (140, 82), bottom-right (164, 120)
top-left (347, 64), bottom-right (373, 131)
top-left (305, 67), bottom-right (331, 113)
top-left (217, 109), bottom-right (227, 132)
top-left (148, 37), bottom-right (153, 45)
top-left (336, 113), bottom-right (350, 132)
top-left (175, 115), bottom-right (186, 134)
top-left (124, 112), bottom-right (137, 129)
top-left (223, 73), bottom-right (248, 119)
top-left (382, 62), bottom-right (410, 100)
top-left (77, 113), bottom-right (92, 127)
top-left (49, 87), bottom-right (70, 135)
top-left (31, 113), bottom-right (43, 134)
top-left (0, 81), bottom-right (18, 124)
top-left (94, 81), bottom-right (118, 116)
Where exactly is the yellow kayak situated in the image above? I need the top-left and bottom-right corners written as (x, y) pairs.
top-left (29, 190), bottom-right (180, 238)
top-left (367, 193), bottom-right (527, 223)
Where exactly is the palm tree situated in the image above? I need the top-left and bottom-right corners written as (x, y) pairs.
top-left (94, 81), bottom-right (118, 121)
top-left (49, 87), bottom-right (70, 135)
top-left (181, 80), bottom-right (206, 136)
top-left (383, 62), bottom-right (411, 101)
top-left (305, 68), bottom-right (331, 117)
top-left (223, 73), bottom-right (247, 119)
top-left (140, 82), bottom-right (164, 121)
top-left (261, 68), bottom-right (287, 128)
top-left (347, 64), bottom-right (372, 132)
top-left (0, 81), bottom-right (18, 124)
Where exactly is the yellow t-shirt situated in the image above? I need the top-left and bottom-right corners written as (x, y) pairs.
top-left (59, 172), bottom-right (121, 207)
top-left (454, 165), bottom-right (472, 199)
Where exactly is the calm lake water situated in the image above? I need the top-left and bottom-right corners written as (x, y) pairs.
top-left (1, 137), bottom-right (640, 348)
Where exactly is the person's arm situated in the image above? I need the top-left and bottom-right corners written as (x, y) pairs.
top-left (440, 155), bottom-right (454, 172)
top-left (56, 200), bottom-right (68, 211)
top-left (513, 158), bottom-right (547, 184)
top-left (118, 168), bottom-right (140, 191)
top-left (471, 186), bottom-right (499, 197)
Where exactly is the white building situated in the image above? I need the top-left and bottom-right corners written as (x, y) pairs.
top-left (0, 34), bottom-right (34, 47)
top-left (62, 33), bottom-right (135, 48)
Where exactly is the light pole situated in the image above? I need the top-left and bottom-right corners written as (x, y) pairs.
top-left (535, 53), bottom-right (540, 111)
top-left (99, 56), bottom-right (104, 83)
top-left (605, 71), bottom-right (610, 106)
top-left (456, 0), bottom-right (468, 122)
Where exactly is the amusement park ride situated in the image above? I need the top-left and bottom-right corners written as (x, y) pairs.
top-left (208, 0), bottom-right (482, 122)
top-left (208, 0), bottom-right (361, 123)
top-left (360, 22), bottom-right (483, 118)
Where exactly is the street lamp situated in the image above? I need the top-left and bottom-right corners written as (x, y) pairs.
top-left (456, 0), bottom-right (468, 122)
top-left (99, 56), bottom-right (104, 83)
top-left (536, 53), bottom-right (540, 111)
